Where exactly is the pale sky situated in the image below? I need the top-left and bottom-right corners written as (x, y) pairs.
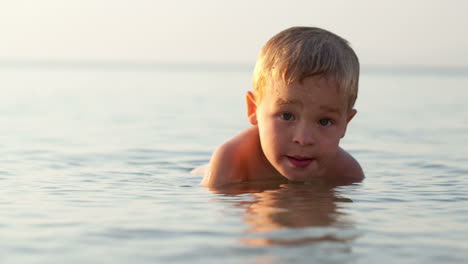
top-left (1, 0), bottom-right (467, 67)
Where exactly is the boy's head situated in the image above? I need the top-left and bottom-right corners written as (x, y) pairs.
top-left (252, 26), bottom-right (359, 112)
top-left (246, 27), bottom-right (360, 182)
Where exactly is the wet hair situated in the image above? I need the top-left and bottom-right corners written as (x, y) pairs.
top-left (252, 26), bottom-right (360, 111)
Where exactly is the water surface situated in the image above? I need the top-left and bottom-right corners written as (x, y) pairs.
top-left (0, 66), bottom-right (467, 263)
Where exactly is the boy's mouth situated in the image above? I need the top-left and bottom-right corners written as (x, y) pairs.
top-left (286, 155), bottom-right (314, 168)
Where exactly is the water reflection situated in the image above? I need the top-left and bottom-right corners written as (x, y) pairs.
top-left (210, 178), bottom-right (360, 247)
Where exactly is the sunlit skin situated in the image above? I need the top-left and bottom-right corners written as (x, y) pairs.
top-left (201, 75), bottom-right (364, 187)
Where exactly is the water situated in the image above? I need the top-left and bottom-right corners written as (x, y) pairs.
top-left (1, 65), bottom-right (467, 263)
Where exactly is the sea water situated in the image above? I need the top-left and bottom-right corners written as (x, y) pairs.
top-left (0, 64), bottom-right (467, 263)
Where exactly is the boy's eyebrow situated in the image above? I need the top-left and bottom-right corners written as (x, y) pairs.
top-left (319, 105), bottom-right (341, 114)
top-left (275, 98), bottom-right (342, 114)
top-left (275, 97), bottom-right (302, 106)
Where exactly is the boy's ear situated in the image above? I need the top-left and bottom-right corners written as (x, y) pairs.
top-left (341, 109), bottom-right (357, 138)
top-left (246, 91), bottom-right (258, 125)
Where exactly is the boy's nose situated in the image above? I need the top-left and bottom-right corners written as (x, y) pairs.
top-left (292, 124), bottom-right (315, 146)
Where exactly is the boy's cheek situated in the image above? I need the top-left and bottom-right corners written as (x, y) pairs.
top-left (320, 140), bottom-right (340, 157)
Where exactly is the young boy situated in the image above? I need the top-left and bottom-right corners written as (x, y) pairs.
top-left (202, 26), bottom-right (364, 187)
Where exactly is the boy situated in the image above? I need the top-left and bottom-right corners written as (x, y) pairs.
top-left (202, 26), bottom-right (364, 187)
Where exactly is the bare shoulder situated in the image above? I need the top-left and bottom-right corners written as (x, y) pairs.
top-left (331, 147), bottom-right (365, 181)
top-left (201, 127), bottom-right (258, 187)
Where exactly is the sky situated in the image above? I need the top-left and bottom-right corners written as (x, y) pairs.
top-left (1, 0), bottom-right (467, 67)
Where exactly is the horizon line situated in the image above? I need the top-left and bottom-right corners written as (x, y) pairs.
top-left (1, 58), bottom-right (467, 76)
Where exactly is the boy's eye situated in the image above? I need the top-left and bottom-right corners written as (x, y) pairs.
top-left (319, 119), bottom-right (332, 126)
top-left (280, 112), bottom-right (295, 121)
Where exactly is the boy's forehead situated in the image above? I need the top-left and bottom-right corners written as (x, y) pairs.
top-left (268, 76), bottom-right (340, 97)
top-left (268, 75), bottom-right (338, 89)
top-left (264, 76), bottom-right (348, 112)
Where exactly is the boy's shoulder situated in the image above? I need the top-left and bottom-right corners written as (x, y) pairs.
top-left (201, 127), bottom-right (259, 187)
top-left (329, 147), bottom-right (364, 181)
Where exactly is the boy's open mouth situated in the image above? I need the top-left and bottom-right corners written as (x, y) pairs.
top-left (286, 155), bottom-right (314, 168)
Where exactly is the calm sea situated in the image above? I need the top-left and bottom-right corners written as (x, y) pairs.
top-left (1, 63), bottom-right (467, 263)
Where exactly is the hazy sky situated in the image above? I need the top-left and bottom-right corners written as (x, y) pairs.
top-left (1, 0), bottom-right (467, 67)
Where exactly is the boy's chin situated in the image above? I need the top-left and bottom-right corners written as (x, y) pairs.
top-left (278, 170), bottom-right (314, 182)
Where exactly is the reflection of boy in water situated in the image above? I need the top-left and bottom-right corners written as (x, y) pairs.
top-left (202, 27), bottom-right (363, 187)
top-left (214, 181), bottom-right (356, 247)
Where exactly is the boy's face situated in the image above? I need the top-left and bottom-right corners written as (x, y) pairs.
top-left (247, 76), bottom-right (356, 181)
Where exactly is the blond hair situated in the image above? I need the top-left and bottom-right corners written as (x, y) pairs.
top-left (252, 27), bottom-right (360, 111)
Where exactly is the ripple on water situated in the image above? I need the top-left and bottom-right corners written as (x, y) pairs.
top-left (2, 71), bottom-right (468, 264)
